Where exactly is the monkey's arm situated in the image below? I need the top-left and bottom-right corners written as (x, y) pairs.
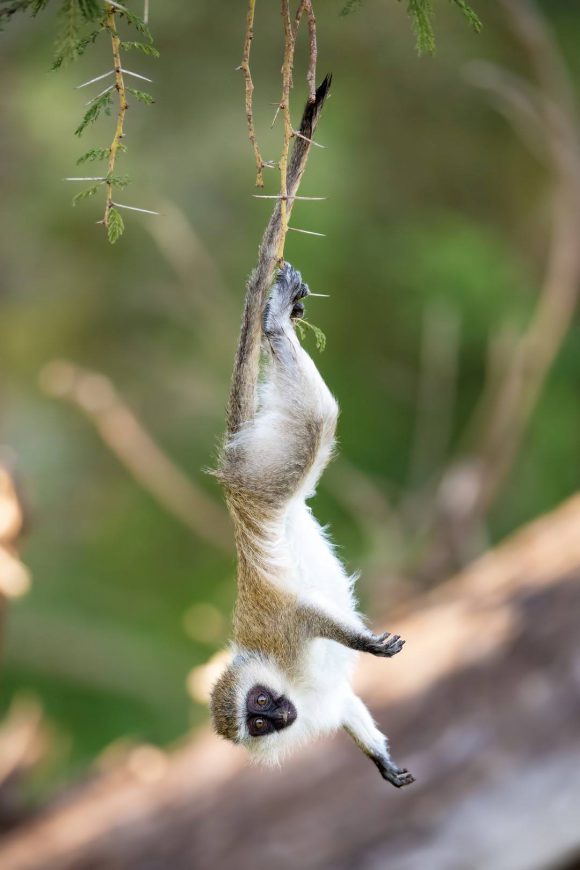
top-left (343, 695), bottom-right (415, 788)
top-left (226, 75), bottom-right (332, 437)
top-left (297, 604), bottom-right (406, 658)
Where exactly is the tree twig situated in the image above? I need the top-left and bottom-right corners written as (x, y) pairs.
top-left (303, 0), bottom-right (317, 103)
top-left (419, 0), bottom-right (580, 578)
top-left (40, 361), bottom-right (232, 553)
top-left (277, 0), bottom-right (296, 260)
top-left (240, 0), bottom-right (265, 187)
top-left (104, 4), bottom-right (128, 229)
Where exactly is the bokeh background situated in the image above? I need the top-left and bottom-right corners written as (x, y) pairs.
top-left (1, 1), bottom-right (580, 866)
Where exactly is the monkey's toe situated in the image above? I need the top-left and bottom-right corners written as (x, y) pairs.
top-left (390, 769), bottom-right (415, 788)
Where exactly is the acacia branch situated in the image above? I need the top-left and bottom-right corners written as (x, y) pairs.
top-left (277, 0), bottom-right (296, 260)
top-left (303, 0), bottom-right (317, 102)
top-left (104, 4), bottom-right (128, 228)
top-left (240, 0), bottom-right (266, 187)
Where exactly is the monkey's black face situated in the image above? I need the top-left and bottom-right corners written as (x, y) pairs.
top-left (246, 684), bottom-right (297, 738)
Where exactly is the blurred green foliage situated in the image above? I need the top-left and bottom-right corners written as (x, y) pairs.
top-left (0, 0), bottom-right (578, 793)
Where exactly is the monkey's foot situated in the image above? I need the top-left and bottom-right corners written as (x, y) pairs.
top-left (264, 262), bottom-right (310, 333)
top-left (374, 758), bottom-right (415, 789)
top-left (360, 631), bottom-right (405, 658)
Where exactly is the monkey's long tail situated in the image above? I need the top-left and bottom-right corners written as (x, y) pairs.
top-left (226, 74), bottom-right (332, 438)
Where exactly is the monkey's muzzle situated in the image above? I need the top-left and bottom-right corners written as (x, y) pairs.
top-left (273, 699), bottom-right (297, 731)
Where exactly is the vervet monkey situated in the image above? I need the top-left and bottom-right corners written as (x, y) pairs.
top-left (210, 77), bottom-right (414, 788)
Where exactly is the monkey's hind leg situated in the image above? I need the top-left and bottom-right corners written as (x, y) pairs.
top-left (343, 696), bottom-right (415, 789)
top-left (220, 264), bottom-right (337, 511)
top-left (261, 262), bottom-right (339, 489)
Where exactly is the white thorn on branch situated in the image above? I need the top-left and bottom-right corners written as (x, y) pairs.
top-left (121, 68), bottom-right (154, 83)
top-left (287, 227), bottom-right (326, 237)
top-left (292, 129), bottom-right (325, 148)
top-left (75, 70), bottom-right (114, 89)
top-left (252, 194), bottom-right (327, 200)
top-left (85, 84), bottom-right (115, 105)
top-left (64, 177), bottom-right (107, 182)
top-left (104, 1), bottom-right (128, 11)
top-left (112, 202), bottom-right (160, 215)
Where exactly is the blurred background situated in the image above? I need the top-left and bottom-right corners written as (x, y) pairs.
top-left (0, 0), bottom-right (579, 867)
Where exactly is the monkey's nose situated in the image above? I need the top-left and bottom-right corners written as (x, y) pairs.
top-left (274, 700), bottom-right (297, 730)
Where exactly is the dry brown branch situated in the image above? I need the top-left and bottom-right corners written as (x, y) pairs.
top-left (303, 0), bottom-right (317, 102)
top-left (104, 4), bottom-right (128, 227)
top-left (275, 0), bottom-right (319, 260)
top-left (277, 0), bottom-right (297, 260)
top-left (468, 0), bottom-right (580, 515)
top-left (240, 0), bottom-right (266, 187)
top-left (2, 495), bottom-right (580, 868)
top-left (292, 0), bottom-right (316, 101)
top-left (421, 0), bottom-right (580, 575)
top-left (408, 302), bottom-right (460, 488)
top-left (39, 361), bottom-right (232, 553)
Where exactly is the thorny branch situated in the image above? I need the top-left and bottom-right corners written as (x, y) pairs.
top-left (104, 4), bottom-right (128, 229)
top-left (240, 0), bottom-right (266, 187)
top-left (278, 0), bottom-right (296, 259)
top-left (240, 0), bottom-right (320, 258)
top-left (302, 0), bottom-right (318, 103)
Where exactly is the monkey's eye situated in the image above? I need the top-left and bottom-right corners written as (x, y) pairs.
top-left (248, 715), bottom-right (274, 737)
top-left (247, 685), bottom-right (272, 712)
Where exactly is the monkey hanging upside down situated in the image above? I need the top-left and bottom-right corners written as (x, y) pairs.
top-left (210, 260), bottom-right (414, 787)
top-left (209, 76), bottom-right (413, 787)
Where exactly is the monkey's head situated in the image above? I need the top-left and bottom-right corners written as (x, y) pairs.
top-left (209, 653), bottom-right (304, 765)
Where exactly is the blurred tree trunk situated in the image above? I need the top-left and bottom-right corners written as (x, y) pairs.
top-left (0, 495), bottom-right (580, 870)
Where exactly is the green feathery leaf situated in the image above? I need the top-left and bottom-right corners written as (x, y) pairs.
top-left (119, 8), bottom-right (153, 42)
top-left (77, 146), bottom-right (110, 164)
top-left (52, 23), bottom-right (103, 68)
top-left (407, 0), bottom-right (435, 55)
top-left (449, 0), bottom-right (481, 34)
top-left (0, 0), bottom-right (49, 28)
top-left (72, 182), bottom-right (101, 205)
top-left (340, 0), bottom-right (362, 16)
top-left (74, 90), bottom-right (113, 136)
top-left (107, 206), bottom-right (125, 244)
top-left (120, 40), bottom-right (160, 58)
top-left (127, 87), bottom-right (155, 105)
top-left (77, 0), bottom-right (101, 19)
top-left (295, 319), bottom-right (327, 352)
top-left (107, 174), bottom-right (130, 189)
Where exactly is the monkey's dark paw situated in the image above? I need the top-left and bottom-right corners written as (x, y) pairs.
top-left (264, 262), bottom-right (310, 332)
top-left (383, 766), bottom-right (416, 789)
top-left (371, 754), bottom-right (415, 788)
top-left (362, 631), bottom-right (406, 658)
